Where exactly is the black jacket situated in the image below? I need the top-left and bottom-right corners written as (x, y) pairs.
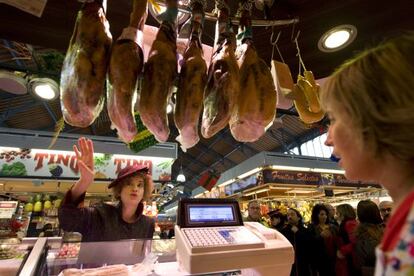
top-left (58, 189), bottom-right (155, 242)
top-left (281, 224), bottom-right (313, 276)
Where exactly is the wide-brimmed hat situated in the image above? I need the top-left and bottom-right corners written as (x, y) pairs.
top-left (108, 164), bottom-right (149, 189)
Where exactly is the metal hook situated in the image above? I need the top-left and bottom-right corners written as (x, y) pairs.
top-left (270, 28), bottom-right (281, 45)
top-left (290, 18), bottom-right (298, 42)
top-left (293, 30), bottom-right (301, 43)
top-left (270, 28), bottom-right (284, 62)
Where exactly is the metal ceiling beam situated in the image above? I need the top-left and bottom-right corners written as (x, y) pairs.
top-left (194, 140), bottom-right (237, 166)
top-left (0, 99), bottom-right (41, 123)
top-left (181, 153), bottom-right (211, 172)
top-left (41, 101), bottom-right (57, 123)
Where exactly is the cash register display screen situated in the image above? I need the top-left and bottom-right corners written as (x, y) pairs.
top-left (187, 205), bottom-right (237, 225)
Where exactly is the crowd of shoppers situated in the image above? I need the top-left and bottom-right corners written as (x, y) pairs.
top-left (248, 199), bottom-right (391, 276)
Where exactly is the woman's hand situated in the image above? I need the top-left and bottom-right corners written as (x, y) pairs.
top-left (73, 137), bottom-right (95, 185)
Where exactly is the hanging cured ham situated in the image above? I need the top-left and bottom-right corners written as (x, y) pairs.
top-left (174, 0), bottom-right (207, 150)
top-left (138, 0), bottom-right (178, 142)
top-left (201, 0), bottom-right (240, 139)
top-left (107, 0), bottom-right (147, 143)
top-left (229, 4), bottom-right (276, 142)
top-left (60, 0), bottom-right (112, 128)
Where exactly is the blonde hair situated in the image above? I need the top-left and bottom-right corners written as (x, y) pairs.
top-left (320, 32), bottom-right (414, 162)
top-left (112, 173), bottom-right (153, 202)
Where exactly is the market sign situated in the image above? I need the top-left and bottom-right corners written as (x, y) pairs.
top-left (0, 147), bottom-right (173, 182)
top-left (262, 169), bottom-right (380, 188)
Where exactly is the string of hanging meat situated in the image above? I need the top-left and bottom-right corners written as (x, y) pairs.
top-left (229, 0), bottom-right (277, 142)
top-left (174, 0), bottom-right (208, 150)
top-left (201, 0), bottom-right (240, 139)
top-left (138, 0), bottom-right (178, 142)
top-left (107, 0), bottom-right (148, 143)
top-left (60, 0), bottom-right (112, 128)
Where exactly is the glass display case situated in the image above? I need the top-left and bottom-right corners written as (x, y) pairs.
top-left (15, 237), bottom-right (241, 275)
top-left (0, 238), bottom-right (34, 276)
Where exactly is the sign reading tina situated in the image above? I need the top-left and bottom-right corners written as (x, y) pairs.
top-left (0, 147), bottom-right (173, 181)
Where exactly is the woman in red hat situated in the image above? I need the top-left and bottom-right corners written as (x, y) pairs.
top-left (58, 137), bottom-right (155, 242)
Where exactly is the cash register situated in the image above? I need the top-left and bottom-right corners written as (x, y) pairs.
top-left (175, 198), bottom-right (294, 275)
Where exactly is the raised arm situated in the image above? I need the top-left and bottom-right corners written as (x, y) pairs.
top-left (71, 137), bottom-right (95, 200)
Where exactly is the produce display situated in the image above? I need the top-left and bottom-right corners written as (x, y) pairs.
top-left (174, 0), bottom-right (208, 150)
top-left (60, 0), bottom-right (112, 127)
top-left (107, 0), bottom-right (147, 143)
top-left (0, 246), bottom-right (24, 260)
top-left (229, 2), bottom-right (276, 142)
top-left (138, 0), bottom-right (178, 142)
top-left (56, 242), bottom-right (81, 259)
top-left (201, 0), bottom-right (239, 139)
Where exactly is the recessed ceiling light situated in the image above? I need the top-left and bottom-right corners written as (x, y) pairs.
top-left (318, 25), bottom-right (357, 53)
top-left (29, 78), bottom-right (59, 100)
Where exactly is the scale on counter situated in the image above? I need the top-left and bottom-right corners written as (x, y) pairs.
top-left (175, 198), bottom-right (294, 275)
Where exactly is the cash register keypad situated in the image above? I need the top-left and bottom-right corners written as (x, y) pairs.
top-left (183, 227), bottom-right (234, 247)
top-left (182, 227), bottom-right (263, 249)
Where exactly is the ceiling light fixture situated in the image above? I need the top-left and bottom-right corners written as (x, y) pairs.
top-left (149, 0), bottom-right (191, 26)
top-left (318, 25), bottom-right (357, 53)
top-left (29, 77), bottom-right (59, 100)
top-left (176, 161), bottom-right (186, 183)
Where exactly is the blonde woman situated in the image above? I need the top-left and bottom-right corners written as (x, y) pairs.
top-left (322, 32), bottom-right (414, 275)
top-left (58, 137), bottom-right (155, 242)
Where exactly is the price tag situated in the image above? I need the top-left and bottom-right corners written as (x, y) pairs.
top-left (0, 201), bottom-right (18, 219)
top-left (0, 0), bottom-right (48, 18)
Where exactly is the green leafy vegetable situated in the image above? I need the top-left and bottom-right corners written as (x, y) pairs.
top-left (0, 162), bottom-right (27, 176)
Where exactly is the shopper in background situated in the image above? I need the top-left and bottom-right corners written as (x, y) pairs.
top-left (58, 137), bottom-right (155, 242)
top-left (335, 203), bottom-right (358, 276)
top-left (353, 200), bottom-right (384, 276)
top-left (378, 200), bottom-right (393, 225)
top-left (267, 210), bottom-right (287, 232)
top-left (281, 208), bottom-right (312, 276)
top-left (322, 32), bottom-right (414, 275)
top-left (325, 203), bottom-right (339, 226)
top-left (308, 204), bottom-right (338, 276)
top-left (244, 200), bottom-right (268, 226)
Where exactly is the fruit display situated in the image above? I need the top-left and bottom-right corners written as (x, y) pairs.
top-left (0, 246), bottom-right (24, 260)
top-left (43, 195), bottom-right (52, 210)
top-left (33, 194), bottom-right (43, 212)
top-left (56, 242), bottom-right (81, 259)
top-left (24, 197), bottom-right (34, 213)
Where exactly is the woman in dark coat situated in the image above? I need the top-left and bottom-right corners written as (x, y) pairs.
top-left (281, 208), bottom-right (312, 276)
top-left (308, 204), bottom-right (338, 276)
top-left (58, 137), bottom-right (155, 242)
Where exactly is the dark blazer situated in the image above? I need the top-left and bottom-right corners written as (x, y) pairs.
top-left (58, 189), bottom-right (155, 242)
